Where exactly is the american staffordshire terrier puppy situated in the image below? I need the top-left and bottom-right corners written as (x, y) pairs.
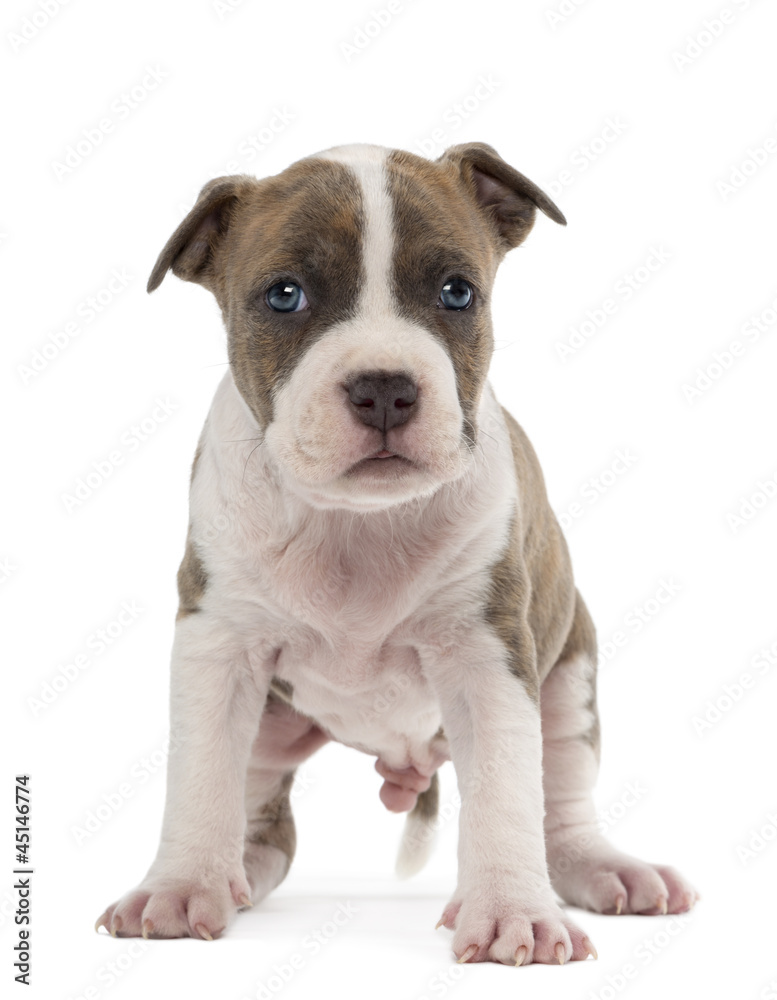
top-left (95, 142), bottom-right (698, 965)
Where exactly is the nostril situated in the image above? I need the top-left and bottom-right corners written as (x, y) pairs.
top-left (347, 372), bottom-right (418, 430)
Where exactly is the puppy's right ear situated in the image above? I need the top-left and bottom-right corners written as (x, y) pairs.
top-left (147, 176), bottom-right (248, 293)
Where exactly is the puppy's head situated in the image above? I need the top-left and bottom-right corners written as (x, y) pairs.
top-left (149, 143), bottom-right (564, 510)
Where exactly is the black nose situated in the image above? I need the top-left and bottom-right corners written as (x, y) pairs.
top-left (347, 372), bottom-right (418, 431)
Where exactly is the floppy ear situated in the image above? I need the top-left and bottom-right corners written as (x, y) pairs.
top-left (147, 176), bottom-right (247, 293)
top-left (438, 142), bottom-right (566, 252)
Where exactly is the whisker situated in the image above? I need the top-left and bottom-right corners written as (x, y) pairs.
top-left (478, 426), bottom-right (499, 448)
top-left (241, 442), bottom-right (263, 486)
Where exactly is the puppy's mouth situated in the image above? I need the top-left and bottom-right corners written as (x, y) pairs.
top-left (345, 447), bottom-right (418, 477)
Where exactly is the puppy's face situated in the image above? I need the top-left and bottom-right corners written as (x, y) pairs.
top-left (149, 143), bottom-right (564, 510)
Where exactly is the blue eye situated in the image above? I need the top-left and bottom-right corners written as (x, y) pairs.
top-left (439, 279), bottom-right (473, 310)
top-left (266, 282), bottom-right (308, 312)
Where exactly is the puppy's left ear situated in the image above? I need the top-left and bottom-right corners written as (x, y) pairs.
top-left (439, 142), bottom-right (565, 252)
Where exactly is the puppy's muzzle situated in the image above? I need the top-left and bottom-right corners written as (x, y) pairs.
top-left (346, 372), bottom-right (418, 432)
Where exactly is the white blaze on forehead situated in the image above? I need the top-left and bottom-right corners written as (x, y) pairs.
top-left (318, 143), bottom-right (395, 326)
top-left (264, 143), bottom-right (470, 508)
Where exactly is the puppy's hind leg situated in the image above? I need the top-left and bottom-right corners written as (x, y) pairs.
top-left (242, 687), bottom-right (329, 905)
top-left (541, 592), bottom-right (699, 917)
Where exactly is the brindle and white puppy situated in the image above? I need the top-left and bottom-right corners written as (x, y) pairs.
top-left (95, 142), bottom-right (698, 965)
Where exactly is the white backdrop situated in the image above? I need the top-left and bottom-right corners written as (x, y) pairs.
top-left (4, 1), bottom-right (777, 998)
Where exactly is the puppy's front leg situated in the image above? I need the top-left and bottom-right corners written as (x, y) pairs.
top-left (96, 613), bottom-right (267, 940)
top-left (424, 624), bottom-right (594, 966)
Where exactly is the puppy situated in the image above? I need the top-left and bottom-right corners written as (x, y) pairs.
top-left (95, 142), bottom-right (698, 964)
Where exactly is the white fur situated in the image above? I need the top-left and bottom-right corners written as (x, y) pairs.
top-left (540, 655), bottom-right (600, 846)
top-left (420, 626), bottom-right (553, 907)
top-left (140, 611), bottom-right (266, 896)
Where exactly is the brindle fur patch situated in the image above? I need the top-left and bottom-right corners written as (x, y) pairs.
top-left (175, 529), bottom-right (208, 621)
top-left (268, 676), bottom-right (294, 705)
top-left (246, 771), bottom-right (297, 869)
top-left (556, 590), bottom-right (600, 756)
top-left (412, 770), bottom-right (439, 823)
top-left (484, 408), bottom-right (577, 701)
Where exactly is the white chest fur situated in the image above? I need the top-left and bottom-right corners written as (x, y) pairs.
top-left (189, 373), bottom-right (516, 772)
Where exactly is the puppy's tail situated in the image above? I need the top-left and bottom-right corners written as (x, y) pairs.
top-left (395, 772), bottom-right (440, 879)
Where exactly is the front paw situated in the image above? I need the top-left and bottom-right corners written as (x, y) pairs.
top-left (95, 869), bottom-right (252, 940)
top-left (437, 884), bottom-right (596, 966)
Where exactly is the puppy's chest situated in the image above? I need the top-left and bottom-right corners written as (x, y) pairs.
top-left (239, 520), bottom-right (467, 766)
top-left (241, 511), bottom-right (471, 643)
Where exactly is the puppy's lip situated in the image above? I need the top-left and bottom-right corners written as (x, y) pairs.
top-left (346, 451), bottom-right (417, 475)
